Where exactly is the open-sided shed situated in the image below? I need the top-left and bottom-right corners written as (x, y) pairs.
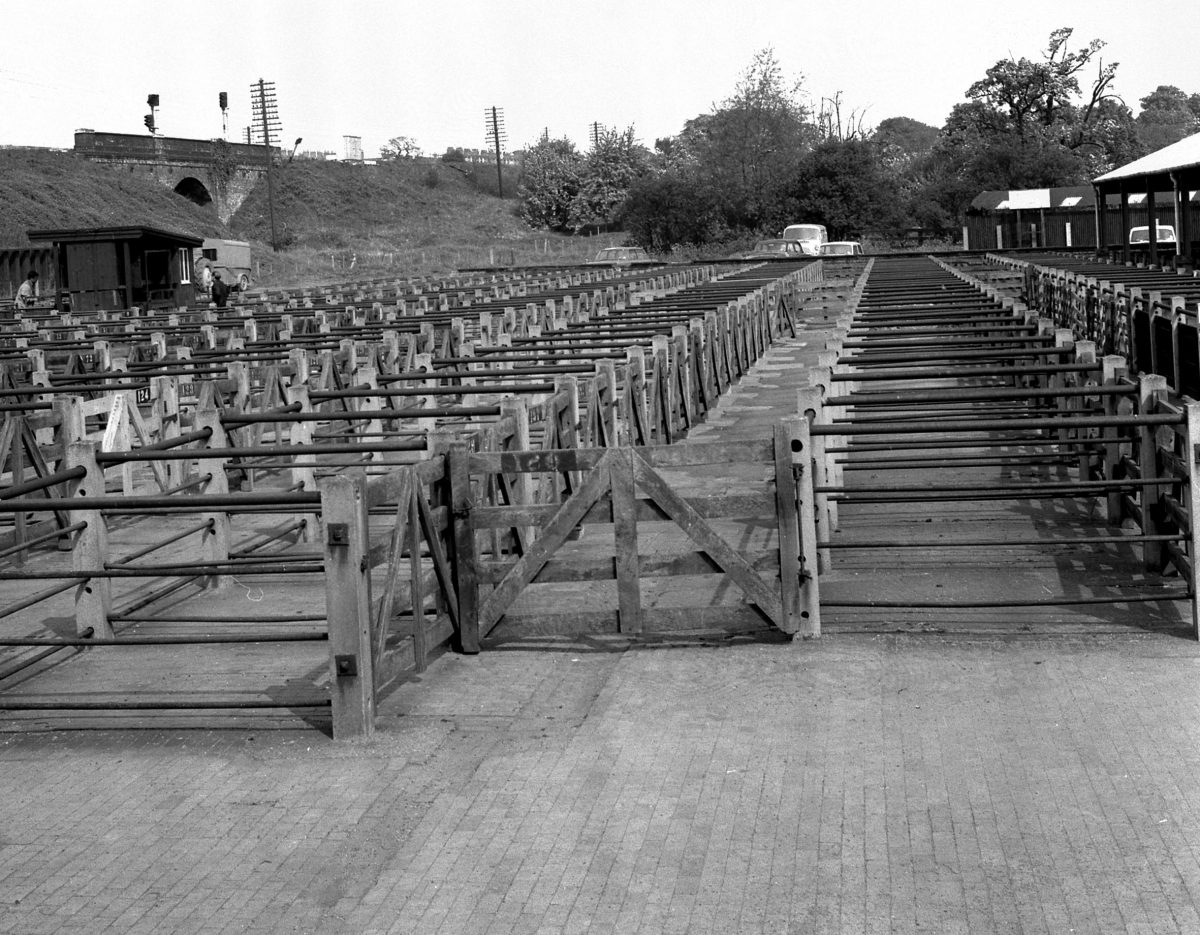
top-left (1094, 133), bottom-right (1200, 266)
top-left (25, 226), bottom-right (202, 312)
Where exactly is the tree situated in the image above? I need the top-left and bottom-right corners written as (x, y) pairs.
top-left (934, 27), bottom-right (1128, 210)
top-left (380, 136), bottom-right (421, 160)
top-left (619, 172), bottom-right (725, 252)
top-left (674, 48), bottom-right (816, 230)
top-left (567, 127), bottom-right (650, 233)
top-left (517, 135), bottom-right (584, 231)
top-left (1136, 85), bottom-right (1200, 152)
top-left (786, 139), bottom-right (904, 239)
top-left (872, 117), bottom-right (940, 170)
top-left (816, 92), bottom-right (869, 143)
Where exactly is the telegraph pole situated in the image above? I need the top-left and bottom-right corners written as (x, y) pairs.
top-left (485, 106), bottom-right (506, 197)
top-left (252, 79), bottom-right (280, 252)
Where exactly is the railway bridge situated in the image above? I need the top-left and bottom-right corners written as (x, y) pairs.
top-left (73, 130), bottom-right (273, 223)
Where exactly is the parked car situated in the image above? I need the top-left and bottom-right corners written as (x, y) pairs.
top-left (588, 246), bottom-right (652, 267)
top-left (1128, 225), bottom-right (1176, 247)
top-left (741, 239), bottom-right (808, 260)
top-left (781, 223), bottom-right (828, 256)
top-left (820, 241), bottom-right (864, 256)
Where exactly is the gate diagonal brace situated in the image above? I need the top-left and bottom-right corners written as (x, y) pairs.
top-left (478, 451), bottom-right (614, 636)
top-left (630, 449), bottom-right (788, 633)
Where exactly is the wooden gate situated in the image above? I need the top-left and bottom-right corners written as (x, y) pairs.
top-left (449, 418), bottom-right (820, 645)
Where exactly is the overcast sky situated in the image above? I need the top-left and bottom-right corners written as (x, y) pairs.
top-left (4, 0), bottom-right (1198, 159)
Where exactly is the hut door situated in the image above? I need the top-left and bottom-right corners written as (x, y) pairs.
top-left (144, 250), bottom-right (171, 306)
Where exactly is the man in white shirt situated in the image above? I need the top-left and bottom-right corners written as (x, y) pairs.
top-left (14, 271), bottom-right (38, 310)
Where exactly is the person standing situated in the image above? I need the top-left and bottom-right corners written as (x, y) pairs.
top-left (211, 271), bottom-right (230, 308)
top-left (199, 261), bottom-right (213, 296)
top-left (14, 271), bottom-right (38, 311)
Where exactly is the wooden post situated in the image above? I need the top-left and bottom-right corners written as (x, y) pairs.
top-left (624, 348), bottom-right (648, 446)
top-left (320, 473), bottom-right (375, 739)
top-left (66, 441), bottom-right (112, 639)
top-left (1102, 355), bottom-right (1128, 525)
top-left (1073, 340), bottom-right (1096, 480)
top-left (500, 397), bottom-right (533, 548)
top-left (797, 385), bottom-right (833, 571)
top-left (448, 440), bottom-right (480, 653)
top-left (192, 407), bottom-right (231, 589)
top-left (611, 448), bottom-right (642, 633)
top-left (1138, 373), bottom-right (1169, 570)
top-left (152, 376), bottom-right (184, 488)
top-left (1182, 401), bottom-right (1200, 639)
top-left (779, 418), bottom-right (820, 637)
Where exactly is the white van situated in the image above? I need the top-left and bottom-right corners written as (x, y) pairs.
top-left (781, 223), bottom-right (828, 256)
top-left (195, 239), bottom-right (252, 292)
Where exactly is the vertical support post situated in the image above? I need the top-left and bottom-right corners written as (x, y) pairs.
top-left (192, 407), bottom-right (231, 588)
top-left (408, 482), bottom-right (427, 670)
top-left (320, 473), bottom-right (375, 740)
top-left (1073, 341), bottom-right (1097, 480)
top-left (500, 397), bottom-right (533, 549)
top-left (448, 440), bottom-right (480, 653)
top-left (781, 417), bottom-right (820, 638)
top-left (1102, 355), bottom-right (1129, 524)
top-left (774, 420), bottom-right (803, 635)
top-left (1147, 184), bottom-right (1158, 267)
top-left (556, 374), bottom-right (581, 494)
top-left (1182, 401), bottom-right (1200, 640)
top-left (798, 385), bottom-right (833, 571)
top-left (285, 384), bottom-right (319, 542)
top-left (66, 441), bottom-right (112, 639)
top-left (1120, 190), bottom-right (1131, 264)
top-left (1138, 373), bottom-right (1169, 570)
top-left (611, 448), bottom-right (642, 633)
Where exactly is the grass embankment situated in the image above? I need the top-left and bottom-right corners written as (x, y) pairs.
top-left (0, 148), bottom-right (228, 246)
top-left (0, 148), bottom-right (629, 288)
top-left (231, 158), bottom-right (611, 287)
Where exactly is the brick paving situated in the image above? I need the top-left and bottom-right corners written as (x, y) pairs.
top-left (5, 634), bottom-right (1200, 934)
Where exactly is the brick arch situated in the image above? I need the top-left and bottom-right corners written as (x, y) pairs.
top-left (174, 175), bottom-right (213, 207)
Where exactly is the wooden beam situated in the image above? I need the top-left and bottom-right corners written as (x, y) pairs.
top-left (478, 451), bottom-right (614, 635)
top-left (631, 449), bottom-right (784, 629)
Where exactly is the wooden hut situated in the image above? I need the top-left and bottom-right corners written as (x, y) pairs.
top-left (25, 226), bottom-right (203, 312)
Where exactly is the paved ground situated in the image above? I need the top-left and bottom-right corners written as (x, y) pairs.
top-left (6, 264), bottom-right (1200, 933)
top-left (5, 632), bottom-right (1200, 934)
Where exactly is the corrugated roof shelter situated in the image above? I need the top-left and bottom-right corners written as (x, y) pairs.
top-left (1093, 132), bottom-right (1200, 264)
top-left (25, 226), bottom-right (202, 313)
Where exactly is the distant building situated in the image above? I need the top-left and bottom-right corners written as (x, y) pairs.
top-left (966, 184), bottom-right (1198, 252)
top-left (343, 136), bottom-right (363, 162)
top-left (965, 186), bottom-right (1096, 250)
